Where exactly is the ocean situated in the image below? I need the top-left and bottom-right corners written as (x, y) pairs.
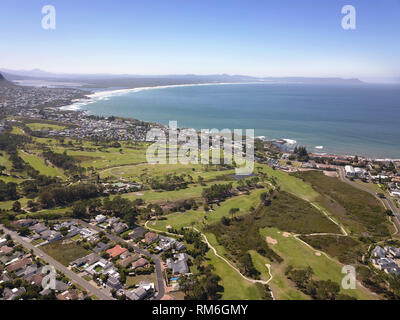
top-left (65, 83), bottom-right (400, 159)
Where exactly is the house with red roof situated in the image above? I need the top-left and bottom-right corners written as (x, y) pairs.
top-left (106, 245), bottom-right (127, 259)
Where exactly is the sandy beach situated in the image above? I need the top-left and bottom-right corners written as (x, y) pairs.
top-left (60, 81), bottom-right (265, 111)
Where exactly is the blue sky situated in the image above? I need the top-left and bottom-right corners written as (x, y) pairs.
top-left (0, 0), bottom-right (399, 82)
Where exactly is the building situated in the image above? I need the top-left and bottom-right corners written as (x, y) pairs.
top-left (106, 245), bottom-right (127, 259)
top-left (95, 215), bottom-right (107, 224)
top-left (106, 276), bottom-right (121, 290)
top-left (144, 232), bottom-right (159, 244)
top-left (166, 253), bottom-right (189, 275)
top-left (345, 165), bottom-right (355, 177)
top-left (132, 258), bottom-right (149, 270)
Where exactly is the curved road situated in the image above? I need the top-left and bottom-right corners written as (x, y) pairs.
top-left (0, 224), bottom-right (114, 300)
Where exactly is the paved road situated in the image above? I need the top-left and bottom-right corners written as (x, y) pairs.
top-left (77, 220), bottom-right (165, 300)
top-left (338, 167), bottom-right (400, 230)
top-left (0, 224), bottom-right (114, 300)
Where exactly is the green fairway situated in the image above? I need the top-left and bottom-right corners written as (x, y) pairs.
top-left (258, 227), bottom-right (377, 300)
top-left (256, 165), bottom-right (319, 201)
top-left (26, 123), bottom-right (66, 131)
top-left (248, 250), bottom-right (309, 300)
top-left (205, 244), bottom-right (264, 300)
top-left (19, 151), bottom-right (65, 178)
top-left (151, 188), bottom-right (266, 231)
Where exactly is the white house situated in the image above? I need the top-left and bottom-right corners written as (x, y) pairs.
top-left (345, 165), bottom-right (355, 177)
top-left (95, 215), bottom-right (106, 224)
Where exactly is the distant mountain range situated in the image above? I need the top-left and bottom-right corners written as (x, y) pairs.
top-left (0, 68), bottom-right (365, 89)
top-left (0, 73), bottom-right (16, 87)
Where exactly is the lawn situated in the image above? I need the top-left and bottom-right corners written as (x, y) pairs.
top-left (126, 273), bottom-right (157, 288)
top-left (42, 240), bottom-right (90, 266)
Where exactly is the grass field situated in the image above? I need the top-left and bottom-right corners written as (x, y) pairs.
top-left (52, 144), bottom-right (149, 169)
top-left (101, 162), bottom-right (236, 182)
top-left (126, 273), bottom-right (157, 288)
top-left (294, 171), bottom-right (391, 239)
top-left (248, 250), bottom-right (309, 300)
top-left (10, 126), bottom-right (25, 135)
top-left (26, 123), bottom-right (66, 131)
top-left (257, 227), bottom-right (377, 300)
top-left (19, 151), bottom-right (65, 178)
top-left (151, 188), bottom-right (266, 231)
top-left (42, 240), bottom-right (89, 266)
top-left (204, 246), bottom-right (264, 300)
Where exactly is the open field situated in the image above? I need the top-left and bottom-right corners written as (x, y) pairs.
top-left (204, 244), bottom-right (264, 300)
top-left (126, 273), bottom-right (157, 288)
top-left (19, 151), bottom-right (65, 178)
top-left (151, 188), bottom-right (267, 232)
top-left (26, 123), bottom-right (67, 131)
top-left (293, 171), bottom-right (391, 239)
top-left (258, 227), bottom-right (377, 300)
top-left (248, 249), bottom-right (309, 300)
top-left (42, 240), bottom-right (90, 266)
top-left (257, 191), bottom-right (341, 235)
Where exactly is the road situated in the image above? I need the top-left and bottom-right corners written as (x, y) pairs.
top-left (0, 224), bottom-right (114, 300)
top-left (338, 167), bottom-right (400, 231)
top-left (76, 220), bottom-right (165, 300)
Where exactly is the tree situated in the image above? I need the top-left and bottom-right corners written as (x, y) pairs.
top-left (72, 201), bottom-right (87, 219)
top-left (12, 200), bottom-right (21, 213)
top-left (229, 208), bottom-right (239, 220)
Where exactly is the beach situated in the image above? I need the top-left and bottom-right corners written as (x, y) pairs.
top-left (60, 82), bottom-right (400, 159)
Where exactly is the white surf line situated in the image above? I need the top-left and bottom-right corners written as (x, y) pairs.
top-left (60, 81), bottom-right (266, 111)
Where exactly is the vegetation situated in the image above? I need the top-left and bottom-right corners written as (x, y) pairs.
top-left (293, 171), bottom-right (391, 239)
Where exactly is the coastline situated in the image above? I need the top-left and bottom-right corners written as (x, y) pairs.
top-left (60, 81), bottom-right (264, 111)
top-left (58, 83), bottom-right (400, 161)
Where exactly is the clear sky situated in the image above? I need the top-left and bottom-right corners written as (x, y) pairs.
top-left (0, 0), bottom-right (399, 82)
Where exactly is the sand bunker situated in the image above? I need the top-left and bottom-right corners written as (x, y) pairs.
top-left (282, 232), bottom-right (291, 237)
top-left (315, 252), bottom-right (321, 256)
top-left (266, 236), bottom-right (278, 245)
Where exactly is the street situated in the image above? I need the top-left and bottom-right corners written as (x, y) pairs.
top-left (76, 220), bottom-right (165, 300)
top-left (0, 224), bottom-right (114, 300)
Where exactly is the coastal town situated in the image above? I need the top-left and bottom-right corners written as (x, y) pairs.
top-left (1, 73), bottom-right (400, 301)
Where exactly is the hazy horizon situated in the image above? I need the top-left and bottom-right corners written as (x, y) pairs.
top-left (1, 0), bottom-right (399, 83)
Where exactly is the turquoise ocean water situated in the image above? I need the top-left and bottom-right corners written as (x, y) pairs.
top-left (76, 83), bottom-right (400, 159)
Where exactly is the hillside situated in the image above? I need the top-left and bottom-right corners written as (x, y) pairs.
top-left (0, 73), bottom-right (16, 87)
